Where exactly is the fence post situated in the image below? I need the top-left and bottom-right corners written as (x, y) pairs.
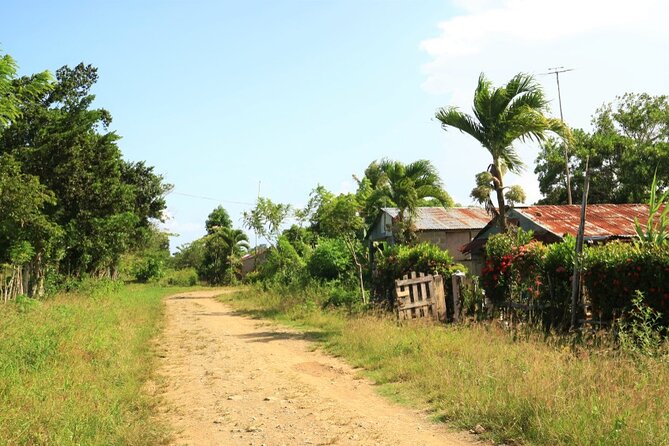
top-left (451, 271), bottom-right (466, 323)
top-left (433, 275), bottom-right (447, 322)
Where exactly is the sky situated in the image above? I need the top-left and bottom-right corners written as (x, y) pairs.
top-left (3, 0), bottom-right (668, 251)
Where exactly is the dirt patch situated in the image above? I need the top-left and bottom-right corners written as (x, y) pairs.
top-left (155, 289), bottom-right (481, 446)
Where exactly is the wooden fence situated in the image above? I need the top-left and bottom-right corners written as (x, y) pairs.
top-left (394, 272), bottom-right (446, 321)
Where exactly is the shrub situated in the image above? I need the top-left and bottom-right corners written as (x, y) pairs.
top-left (160, 268), bottom-right (198, 286)
top-left (583, 242), bottom-right (669, 322)
top-left (133, 256), bottom-right (165, 283)
top-left (308, 238), bottom-right (353, 281)
top-left (257, 236), bottom-right (307, 285)
top-left (481, 228), bottom-right (536, 305)
top-left (372, 242), bottom-right (466, 305)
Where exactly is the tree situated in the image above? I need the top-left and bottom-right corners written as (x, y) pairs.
top-left (201, 227), bottom-right (249, 284)
top-left (242, 197), bottom-right (291, 248)
top-left (0, 63), bottom-right (170, 277)
top-left (436, 73), bottom-right (569, 231)
top-left (0, 53), bottom-right (52, 129)
top-left (316, 194), bottom-right (368, 303)
top-left (0, 154), bottom-right (62, 298)
top-left (536, 93), bottom-right (669, 204)
top-left (205, 205), bottom-right (233, 234)
top-left (355, 159), bottom-right (454, 243)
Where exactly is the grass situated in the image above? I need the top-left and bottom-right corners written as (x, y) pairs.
top-left (0, 282), bottom-right (197, 446)
top-left (220, 285), bottom-right (669, 446)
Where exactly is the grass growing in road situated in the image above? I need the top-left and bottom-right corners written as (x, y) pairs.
top-left (221, 285), bottom-right (669, 446)
top-left (0, 282), bottom-right (192, 446)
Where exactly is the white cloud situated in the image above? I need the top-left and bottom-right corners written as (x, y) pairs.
top-left (421, 0), bottom-right (668, 205)
top-left (421, 0), bottom-right (658, 96)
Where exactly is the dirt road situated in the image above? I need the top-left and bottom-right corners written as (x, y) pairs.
top-left (155, 290), bottom-right (478, 446)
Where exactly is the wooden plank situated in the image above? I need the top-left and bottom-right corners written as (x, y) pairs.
top-left (397, 299), bottom-right (434, 311)
top-left (395, 275), bottom-right (433, 287)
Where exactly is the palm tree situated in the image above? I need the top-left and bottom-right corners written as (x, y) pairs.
top-left (367, 159), bottom-right (453, 243)
top-left (203, 227), bottom-right (250, 284)
top-left (436, 73), bottom-right (570, 232)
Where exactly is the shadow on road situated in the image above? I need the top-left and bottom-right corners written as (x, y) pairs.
top-left (235, 330), bottom-right (330, 344)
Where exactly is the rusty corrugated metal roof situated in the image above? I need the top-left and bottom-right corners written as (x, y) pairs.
top-left (515, 204), bottom-right (652, 238)
top-left (381, 207), bottom-right (490, 231)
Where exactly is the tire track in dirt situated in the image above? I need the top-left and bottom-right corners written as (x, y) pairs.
top-left (155, 289), bottom-right (481, 446)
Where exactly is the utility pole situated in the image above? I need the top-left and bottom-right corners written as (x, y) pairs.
top-left (570, 156), bottom-right (589, 330)
top-left (546, 66), bottom-right (574, 205)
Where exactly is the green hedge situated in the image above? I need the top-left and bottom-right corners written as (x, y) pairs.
top-left (583, 242), bottom-right (669, 322)
top-left (481, 231), bottom-right (669, 327)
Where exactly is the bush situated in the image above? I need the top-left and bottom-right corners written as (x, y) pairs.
top-left (481, 228), bottom-right (536, 305)
top-left (372, 242), bottom-right (466, 306)
top-left (133, 256), bottom-right (165, 283)
top-left (308, 238), bottom-right (353, 281)
top-left (257, 236), bottom-right (307, 285)
top-left (322, 286), bottom-right (362, 312)
top-left (583, 242), bottom-right (669, 322)
top-left (160, 268), bottom-right (198, 287)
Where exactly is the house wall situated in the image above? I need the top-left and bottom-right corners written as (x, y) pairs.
top-left (416, 230), bottom-right (479, 263)
top-left (368, 212), bottom-right (393, 242)
top-left (241, 250), bottom-right (267, 277)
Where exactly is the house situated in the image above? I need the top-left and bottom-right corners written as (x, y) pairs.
top-left (462, 204), bottom-right (653, 266)
top-left (240, 248), bottom-right (268, 277)
top-left (367, 207), bottom-right (490, 271)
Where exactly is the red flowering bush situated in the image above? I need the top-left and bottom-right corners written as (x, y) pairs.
top-left (481, 228), bottom-right (538, 304)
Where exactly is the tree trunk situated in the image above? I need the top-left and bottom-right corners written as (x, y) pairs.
top-left (491, 161), bottom-right (507, 232)
top-left (344, 237), bottom-right (366, 304)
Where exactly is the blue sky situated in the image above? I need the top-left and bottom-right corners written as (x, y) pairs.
top-left (4, 0), bottom-right (668, 251)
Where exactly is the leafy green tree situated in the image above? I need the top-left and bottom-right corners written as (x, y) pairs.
top-left (307, 238), bottom-right (353, 281)
top-left (536, 93), bottom-right (669, 204)
top-left (205, 205), bottom-right (233, 234)
top-left (0, 154), bottom-right (62, 298)
top-left (436, 73), bottom-right (568, 231)
top-left (242, 197), bottom-right (291, 248)
top-left (0, 63), bottom-right (169, 278)
top-left (316, 194), bottom-right (367, 302)
top-left (172, 238), bottom-right (206, 271)
top-left (201, 227), bottom-right (249, 284)
top-left (0, 52), bottom-right (52, 129)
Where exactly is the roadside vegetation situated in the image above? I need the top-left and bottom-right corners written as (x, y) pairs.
top-left (3, 46), bottom-right (669, 446)
top-left (205, 74), bottom-right (669, 446)
top-left (221, 284), bottom-right (669, 446)
top-left (0, 282), bottom-right (194, 445)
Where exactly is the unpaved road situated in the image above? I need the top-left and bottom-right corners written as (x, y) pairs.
top-left (155, 290), bottom-right (479, 446)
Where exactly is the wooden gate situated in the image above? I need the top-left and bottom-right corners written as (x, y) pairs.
top-left (394, 272), bottom-right (446, 321)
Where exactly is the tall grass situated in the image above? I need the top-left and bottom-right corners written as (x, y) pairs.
top-left (0, 283), bottom-right (190, 446)
top-left (221, 286), bottom-right (669, 446)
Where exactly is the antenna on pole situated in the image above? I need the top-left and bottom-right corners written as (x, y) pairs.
top-left (255, 181), bottom-right (261, 251)
top-left (542, 66), bottom-right (575, 205)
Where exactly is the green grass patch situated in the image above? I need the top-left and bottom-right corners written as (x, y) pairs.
top-left (0, 283), bottom-right (195, 446)
top-left (220, 286), bottom-right (669, 446)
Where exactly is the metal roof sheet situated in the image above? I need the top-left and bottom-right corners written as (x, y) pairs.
top-left (381, 207), bottom-right (490, 231)
top-left (515, 204), bottom-right (653, 238)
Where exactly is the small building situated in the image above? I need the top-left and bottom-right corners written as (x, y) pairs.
top-left (462, 204), bottom-right (653, 266)
top-left (367, 207), bottom-right (490, 272)
top-left (240, 248), bottom-right (268, 278)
